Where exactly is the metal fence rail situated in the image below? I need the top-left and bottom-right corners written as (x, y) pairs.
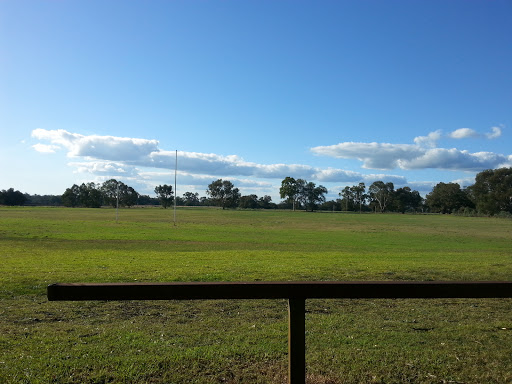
top-left (48, 281), bottom-right (512, 383)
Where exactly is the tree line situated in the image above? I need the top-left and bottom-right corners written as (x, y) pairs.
top-left (315, 167), bottom-right (512, 216)
top-left (2, 167), bottom-right (511, 216)
top-left (427, 167), bottom-right (512, 216)
top-left (61, 180), bottom-right (141, 208)
top-left (334, 181), bottom-right (423, 213)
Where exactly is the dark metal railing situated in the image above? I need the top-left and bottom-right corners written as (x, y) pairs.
top-left (48, 281), bottom-right (512, 383)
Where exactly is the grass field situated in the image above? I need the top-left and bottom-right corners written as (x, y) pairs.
top-left (1, 207), bottom-right (511, 383)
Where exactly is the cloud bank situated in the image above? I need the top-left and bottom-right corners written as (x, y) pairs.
top-left (32, 129), bottom-right (159, 161)
top-left (31, 126), bottom-right (509, 197)
top-left (311, 127), bottom-right (510, 172)
top-left (31, 129), bottom-right (405, 189)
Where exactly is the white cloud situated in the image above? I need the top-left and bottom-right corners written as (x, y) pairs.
top-left (312, 168), bottom-right (365, 182)
top-left (400, 148), bottom-right (509, 171)
top-left (362, 174), bottom-right (408, 185)
top-left (449, 128), bottom-right (479, 139)
top-left (414, 126), bottom-right (504, 146)
top-left (31, 128), bottom-right (510, 198)
top-left (486, 126), bottom-right (502, 139)
top-left (503, 155), bottom-right (512, 168)
top-left (448, 126), bottom-right (503, 140)
top-left (32, 128), bottom-right (159, 161)
top-left (32, 143), bottom-right (60, 153)
top-left (32, 129), bottom-right (406, 189)
top-left (311, 142), bottom-right (424, 170)
top-left (414, 130), bottom-right (441, 148)
top-left (149, 150), bottom-right (318, 179)
top-left (71, 136), bottom-right (159, 161)
top-left (450, 177), bottom-right (476, 189)
top-left (32, 128), bottom-right (83, 148)
top-left (311, 126), bottom-right (511, 172)
top-left (406, 181), bottom-right (438, 195)
top-left (68, 161), bottom-right (130, 176)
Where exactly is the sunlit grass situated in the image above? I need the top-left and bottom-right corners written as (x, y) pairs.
top-left (1, 207), bottom-right (511, 383)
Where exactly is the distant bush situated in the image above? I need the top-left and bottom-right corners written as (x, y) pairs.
top-left (454, 207), bottom-right (478, 217)
top-left (0, 188), bottom-right (27, 206)
top-left (496, 211), bottom-right (512, 219)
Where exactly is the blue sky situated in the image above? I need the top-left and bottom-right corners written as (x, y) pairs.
top-left (2, 1), bottom-right (511, 201)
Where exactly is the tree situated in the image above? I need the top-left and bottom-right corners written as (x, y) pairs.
top-left (239, 194), bottom-right (259, 209)
top-left (369, 181), bottom-right (394, 213)
top-left (394, 187), bottom-right (423, 213)
top-left (102, 179), bottom-right (139, 208)
top-left (0, 188), bottom-right (27, 206)
top-left (25, 194), bottom-right (62, 206)
top-left (319, 200), bottom-right (340, 211)
top-left (468, 168), bottom-right (512, 215)
top-left (280, 177), bottom-right (299, 211)
top-left (182, 192), bottom-right (200, 206)
top-left (297, 181), bottom-right (328, 211)
top-left (154, 184), bottom-right (174, 209)
top-left (121, 185), bottom-right (138, 207)
top-left (199, 196), bottom-right (212, 206)
top-left (79, 183), bottom-right (103, 208)
top-left (101, 179), bottom-right (120, 208)
top-left (339, 186), bottom-right (353, 211)
top-left (206, 179), bottom-right (240, 209)
top-left (425, 182), bottom-right (473, 214)
top-left (258, 195), bottom-right (274, 209)
top-left (62, 184), bottom-right (80, 207)
top-left (294, 179), bottom-right (307, 210)
top-left (137, 194), bottom-right (159, 205)
top-left (350, 183), bottom-right (367, 212)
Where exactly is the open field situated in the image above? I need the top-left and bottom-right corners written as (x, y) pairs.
top-left (1, 207), bottom-right (512, 383)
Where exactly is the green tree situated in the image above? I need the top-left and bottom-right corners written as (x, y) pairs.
top-left (319, 200), bottom-right (340, 211)
top-left (206, 179), bottom-right (240, 209)
top-left (279, 177), bottom-right (299, 211)
top-left (79, 183), bottom-right (103, 208)
top-left (121, 185), bottom-right (139, 207)
top-left (25, 194), bottom-right (62, 206)
top-left (394, 186), bottom-right (423, 213)
top-left (62, 184), bottom-right (80, 207)
top-left (425, 182), bottom-right (473, 214)
top-left (468, 168), bottom-right (512, 215)
top-left (102, 179), bottom-right (139, 208)
top-left (297, 180), bottom-right (328, 211)
top-left (339, 186), bottom-right (353, 211)
top-left (175, 196), bottom-right (185, 206)
top-left (239, 194), bottom-right (259, 209)
top-left (182, 192), bottom-right (200, 206)
top-left (0, 188), bottom-right (27, 206)
top-left (199, 196), bottom-right (211, 206)
top-left (137, 194), bottom-right (159, 205)
top-left (154, 184), bottom-right (174, 209)
top-left (258, 195), bottom-right (273, 209)
top-left (350, 183), bottom-right (367, 212)
top-left (369, 181), bottom-right (394, 213)
top-left (101, 179), bottom-right (121, 208)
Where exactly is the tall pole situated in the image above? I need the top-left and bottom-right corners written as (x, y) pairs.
top-left (174, 150), bottom-right (177, 226)
top-left (116, 183), bottom-right (119, 223)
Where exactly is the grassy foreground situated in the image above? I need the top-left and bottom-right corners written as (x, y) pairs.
top-left (1, 207), bottom-right (511, 383)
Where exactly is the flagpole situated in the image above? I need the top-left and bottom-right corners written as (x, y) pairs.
top-left (174, 149), bottom-right (177, 226)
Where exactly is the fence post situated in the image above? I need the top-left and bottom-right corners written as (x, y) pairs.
top-left (288, 298), bottom-right (306, 384)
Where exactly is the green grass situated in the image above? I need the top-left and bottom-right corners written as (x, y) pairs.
top-left (1, 207), bottom-right (511, 383)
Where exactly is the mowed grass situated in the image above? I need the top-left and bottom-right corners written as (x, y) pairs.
top-left (1, 207), bottom-right (511, 383)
